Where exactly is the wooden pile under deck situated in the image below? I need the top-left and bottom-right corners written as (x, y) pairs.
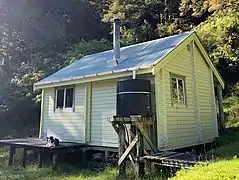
top-left (0, 138), bottom-right (85, 169)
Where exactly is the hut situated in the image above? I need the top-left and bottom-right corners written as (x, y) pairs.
top-left (34, 19), bottom-right (224, 153)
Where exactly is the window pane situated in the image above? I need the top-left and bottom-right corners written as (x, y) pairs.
top-left (178, 79), bottom-right (185, 103)
top-left (172, 78), bottom-right (178, 103)
top-left (65, 88), bottom-right (73, 108)
top-left (56, 89), bottom-right (64, 108)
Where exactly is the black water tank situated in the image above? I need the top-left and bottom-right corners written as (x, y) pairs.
top-left (116, 79), bottom-right (151, 117)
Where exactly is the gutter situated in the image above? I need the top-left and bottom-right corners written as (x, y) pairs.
top-left (34, 66), bottom-right (154, 91)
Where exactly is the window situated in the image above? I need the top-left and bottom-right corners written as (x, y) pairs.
top-left (56, 89), bottom-right (64, 109)
top-left (171, 75), bottom-right (186, 105)
top-left (55, 87), bottom-right (74, 109)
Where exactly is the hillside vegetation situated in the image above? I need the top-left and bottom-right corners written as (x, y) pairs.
top-left (0, 1), bottom-right (238, 179)
top-left (0, 0), bottom-right (238, 137)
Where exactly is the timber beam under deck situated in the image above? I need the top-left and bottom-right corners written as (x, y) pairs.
top-left (110, 116), bottom-right (208, 179)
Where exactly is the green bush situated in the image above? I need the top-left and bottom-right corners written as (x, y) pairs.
top-left (224, 95), bottom-right (239, 127)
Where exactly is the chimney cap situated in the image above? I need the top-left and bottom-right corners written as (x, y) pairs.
top-left (114, 17), bottom-right (121, 23)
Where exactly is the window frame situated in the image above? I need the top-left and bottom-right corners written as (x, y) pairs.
top-left (170, 73), bottom-right (187, 106)
top-left (54, 86), bottom-right (75, 111)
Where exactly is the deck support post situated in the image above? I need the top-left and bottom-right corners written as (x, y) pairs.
top-left (81, 149), bottom-right (87, 168)
top-left (0, 138), bottom-right (84, 169)
top-left (8, 145), bottom-right (15, 166)
top-left (52, 154), bottom-right (58, 170)
top-left (110, 117), bottom-right (155, 179)
top-left (136, 129), bottom-right (145, 178)
top-left (130, 125), bottom-right (136, 155)
top-left (118, 124), bottom-right (126, 179)
top-left (22, 148), bottom-right (27, 168)
top-left (38, 151), bottom-right (43, 168)
top-left (216, 84), bottom-right (225, 130)
top-left (105, 151), bottom-right (109, 163)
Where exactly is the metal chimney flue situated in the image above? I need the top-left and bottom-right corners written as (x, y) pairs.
top-left (113, 17), bottom-right (121, 64)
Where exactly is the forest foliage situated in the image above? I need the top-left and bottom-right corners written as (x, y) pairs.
top-left (0, 0), bottom-right (238, 137)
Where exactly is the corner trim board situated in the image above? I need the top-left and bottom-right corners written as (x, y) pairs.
top-left (85, 83), bottom-right (92, 143)
top-left (39, 90), bottom-right (44, 138)
top-left (210, 69), bottom-right (218, 137)
top-left (191, 41), bottom-right (201, 142)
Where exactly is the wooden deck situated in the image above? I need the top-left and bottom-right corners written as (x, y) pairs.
top-left (0, 138), bottom-right (207, 172)
top-left (0, 138), bottom-right (85, 169)
top-left (139, 151), bottom-right (207, 169)
top-left (0, 138), bottom-right (84, 150)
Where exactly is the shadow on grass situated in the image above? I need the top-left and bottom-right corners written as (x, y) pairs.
top-left (218, 126), bottom-right (239, 145)
top-left (170, 125), bottom-right (239, 180)
top-left (0, 147), bottom-right (114, 180)
top-left (212, 126), bottom-right (239, 159)
top-left (0, 147), bottom-right (167, 180)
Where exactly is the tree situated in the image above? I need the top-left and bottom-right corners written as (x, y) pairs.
top-left (66, 39), bottom-right (112, 64)
top-left (101, 0), bottom-right (182, 44)
top-left (0, 0), bottom-right (238, 137)
top-left (196, 1), bottom-right (239, 95)
top-left (0, 0), bottom-right (109, 137)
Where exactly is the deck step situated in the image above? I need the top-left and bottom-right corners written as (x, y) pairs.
top-left (139, 151), bottom-right (207, 169)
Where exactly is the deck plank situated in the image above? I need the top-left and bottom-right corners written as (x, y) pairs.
top-left (0, 138), bottom-right (85, 150)
top-left (139, 151), bottom-right (207, 169)
top-left (1, 137), bottom-right (86, 169)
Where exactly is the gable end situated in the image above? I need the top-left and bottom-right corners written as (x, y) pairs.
top-left (153, 32), bottom-right (224, 89)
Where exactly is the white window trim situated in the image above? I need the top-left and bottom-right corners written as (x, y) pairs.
top-left (55, 86), bottom-right (75, 110)
top-left (170, 74), bottom-right (187, 106)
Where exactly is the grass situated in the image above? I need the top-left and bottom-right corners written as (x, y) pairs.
top-left (0, 148), bottom-right (117, 180)
top-left (0, 147), bottom-right (116, 180)
top-left (0, 147), bottom-right (167, 180)
top-left (214, 127), bottom-right (239, 159)
top-left (170, 159), bottom-right (239, 180)
top-left (1, 124), bottom-right (239, 179)
top-left (0, 147), bottom-right (117, 180)
top-left (170, 123), bottom-right (239, 180)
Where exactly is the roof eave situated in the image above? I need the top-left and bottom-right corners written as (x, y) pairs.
top-left (33, 66), bottom-right (154, 90)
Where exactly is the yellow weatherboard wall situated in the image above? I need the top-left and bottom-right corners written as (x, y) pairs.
top-left (194, 43), bottom-right (218, 141)
top-left (90, 80), bottom-right (118, 147)
top-left (88, 74), bottom-right (156, 148)
top-left (155, 40), bottom-right (218, 150)
top-left (40, 74), bottom-right (156, 148)
top-left (164, 43), bottom-right (197, 149)
top-left (41, 84), bottom-right (86, 142)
